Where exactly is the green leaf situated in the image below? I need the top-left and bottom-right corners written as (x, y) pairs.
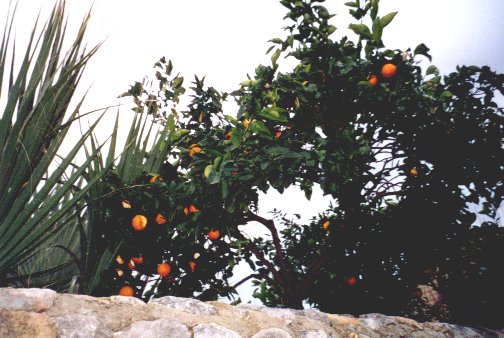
top-left (371, 0), bottom-right (379, 20)
top-left (204, 165), bottom-right (214, 179)
top-left (257, 107), bottom-right (288, 122)
top-left (414, 43), bottom-right (432, 61)
top-left (426, 65), bottom-right (439, 76)
top-left (380, 11), bottom-right (397, 28)
top-left (372, 18), bottom-right (383, 42)
top-left (271, 48), bottom-right (281, 68)
top-left (172, 76), bottom-right (184, 89)
top-left (345, 2), bottom-right (359, 7)
top-left (249, 120), bottom-right (273, 139)
top-left (166, 59), bottom-right (173, 76)
top-left (327, 25), bottom-right (337, 36)
top-left (349, 24), bottom-right (372, 39)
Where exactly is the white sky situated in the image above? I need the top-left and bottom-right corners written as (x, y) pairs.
top-left (2, 0), bottom-right (503, 303)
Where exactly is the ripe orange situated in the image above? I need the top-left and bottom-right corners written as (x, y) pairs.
top-left (155, 213), bottom-right (167, 225)
top-left (189, 146), bottom-right (202, 157)
top-left (121, 200), bottom-right (132, 209)
top-left (184, 204), bottom-right (200, 216)
top-left (157, 262), bottom-right (171, 277)
top-left (274, 130), bottom-right (282, 139)
top-left (189, 260), bottom-right (196, 273)
top-left (243, 119), bottom-right (250, 129)
top-left (116, 269), bottom-right (124, 277)
top-left (118, 285), bottom-right (134, 297)
top-left (149, 175), bottom-right (164, 183)
top-left (367, 74), bottom-right (378, 86)
top-left (225, 131), bottom-right (233, 140)
top-left (323, 220), bottom-right (330, 231)
top-left (128, 260), bottom-right (135, 270)
top-left (347, 276), bottom-right (357, 286)
top-left (131, 215), bottom-right (148, 231)
top-left (381, 63), bottom-right (397, 78)
top-left (208, 229), bottom-right (220, 241)
top-left (116, 255), bottom-right (124, 265)
top-left (131, 256), bottom-right (143, 265)
top-left (410, 168), bottom-right (418, 177)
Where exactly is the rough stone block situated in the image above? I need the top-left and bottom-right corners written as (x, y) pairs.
top-left (150, 295), bottom-right (217, 315)
top-left (0, 287), bottom-right (56, 312)
top-left (193, 323), bottom-right (243, 338)
top-left (113, 319), bottom-right (190, 338)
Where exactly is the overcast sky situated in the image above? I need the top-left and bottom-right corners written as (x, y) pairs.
top-left (2, 0), bottom-right (503, 303)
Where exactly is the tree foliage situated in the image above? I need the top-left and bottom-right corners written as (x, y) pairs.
top-left (89, 0), bottom-right (502, 328)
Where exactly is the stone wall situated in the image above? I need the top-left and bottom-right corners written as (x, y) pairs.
top-left (0, 288), bottom-right (502, 337)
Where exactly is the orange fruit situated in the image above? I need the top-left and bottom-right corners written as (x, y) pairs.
top-left (225, 131), bottom-right (233, 140)
top-left (155, 213), bottom-right (167, 225)
top-left (183, 207), bottom-right (189, 216)
top-left (131, 256), bottom-right (143, 265)
top-left (121, 200), bottom-right (132, 209)
top-left (381, 63), bottom-right (397, 78)
top-left (189, 260), bottom-right (196, 273)
top-left (208, 229), bottom-right (220, 241)
top-left (157, 262), bottom-right (171, 278)
top-left (410, 168), bottom-right (418, 177)
top-left (116, 255), bottom-right (124, 265)
top-left (118, 285), bottom-right (134, 297)
top-left (131, 215), bottom-right (148, 231)
top-left (243, 119), bottom-right (250, 129)
top-left (188, 204), bottom-right (200, 213)
top-left (347, 276), bottom-right (357, 286)
top-left (116, 269), bottom-right (124, 277)
top-left (323, 220), bottom-right (330, 231)
top-left (189, 147), bottom-right (202, 157)
top-left (274, 130), bottom-right (282, 139)
top-left (367, 74), bottom-right (378, 86)
top-left (128, 260), bottom-right (135, 270)
top-left (149, 175), bottom-right (164, 183)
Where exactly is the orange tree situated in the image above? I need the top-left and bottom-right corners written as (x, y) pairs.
top-left (98, 0), bottom-right (503, 324)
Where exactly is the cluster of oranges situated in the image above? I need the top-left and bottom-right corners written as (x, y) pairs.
top-left (118, 197), bottom-right (222, 296)
top-left (367, 63), bottom-right (397, 86)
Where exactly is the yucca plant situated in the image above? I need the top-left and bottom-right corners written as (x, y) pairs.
top-left (0, 0), bottom-right (105, 289)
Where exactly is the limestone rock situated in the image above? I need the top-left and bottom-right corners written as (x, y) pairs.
top-left (0, 287), bottom-right (56, 312)
top-left (0, 309), bottom-right (57, 338)
top-left (252, 327), bottom-right (293, 338)
top-left (193, 323), bottom-right (243, 338)
top-left (55, 314), bottom-right (112, 338)
top-left (299, 329), bottom-right (331, 338)
top-left (113, 319), bottom-right (190, 338)
top-left (150, 295), bottom-right (217, 315)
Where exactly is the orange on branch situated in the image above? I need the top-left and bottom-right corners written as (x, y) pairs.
top-left (208, 229), bottom-right (220, 241)
top-left (116, 255), bottom-right (124, 265)
top-left (225, 131), bottom-right (233, 140)
top-left (131, 215), bottom-right (148, 231)
top-left (155, 213), bottom-right (167, 225)
top-left (189, 260), bottom-right (196, 273)
top-left (131, 256), bottom-right (143, 265)
top-left (323, 220), bottom-right (330, 231)
top-left (410, 168), bottom-right (418, 177)
top-left (189, 146), bottom-right (202, 157)
top-left (243, 119), bottom-right (250, 129)
top-left (118, 285), bottom-right (134, 297)
top-left (367, 74), bottom-right (378, 86)
top-left (121, 200), bottom-right (132, 209)
top-left (157, 262), bottom-right (171, 278)
top-left (381, 63), bottom-right (397, 78)
top-left (274, 130), bottom-right (282, 139)
top-left (150, 175), bottom-right (163, 183)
